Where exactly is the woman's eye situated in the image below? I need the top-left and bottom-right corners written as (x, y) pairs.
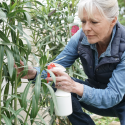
top-left (92, 21), bottom-right (98, 24)
top-left (82, 21), bottom-right (86, 24)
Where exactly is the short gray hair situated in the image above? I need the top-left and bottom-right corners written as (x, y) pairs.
top-left (78, 0), bottom-right (119, 21)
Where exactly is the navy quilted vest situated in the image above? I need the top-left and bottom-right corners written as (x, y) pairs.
top-left (78, 22), bottom-right (125, 89)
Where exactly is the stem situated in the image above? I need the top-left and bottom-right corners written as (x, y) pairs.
top-left (24, 100), bottom-right (32, 123)
top-left (0, 64), bottom-right (2, 125)
top-left (11, 83), bottom-right (14, 108)
top-left (14, 70), bottom-right (18, 125)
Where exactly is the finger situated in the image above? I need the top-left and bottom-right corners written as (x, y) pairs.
top-left (55, 85), bottom-right (69, 92)
top-left (14, 63), bottom-right (17, 68)
top-left (20, 60), bottom-right (24, 66)
top-left (49, 68), bottom-right (67, 76)
top-left (46, 76), bottom-right (63, 81)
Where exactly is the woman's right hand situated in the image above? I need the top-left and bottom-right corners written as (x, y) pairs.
top-left (14, 60), bottom-right (37, 79)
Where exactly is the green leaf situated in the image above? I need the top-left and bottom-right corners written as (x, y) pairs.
top-left (46, 50), bottom-right (49, 60)
top-left (1, 114), bottom-right (12, 125)
top-left (18, 22), bottom-right (23, 36)
top-left (24, 37), bottom-right (31, 54)
top-left (37, 113), bottom-right (47, 125)
top-left (0, 45), bottom-right (4, 69)
top-left (45, 69), bottom-right (56, 84)
top-left (73, 72), bottom-right (88, 79)
top-left (10, 108), bottom-right (24, 122)
top-left (67, 16), bottom-right (74, 23)
top-left (0, 30), bottom-right (10, 43)
top-left (14, 25), bottom-right (29, 38)
top-left (34, 74), bottom-right (41, 104)
top-left (18, 57), bottom-right (28, 78)
top-left (3, 2), bottom-right (9, 12)
top-left (2, 107), bottom-right (22, 123)
top-left (10, 0), bottom-right (17, 12)
top-left (11, 26), bottom-right (16, 43)
top-left (72, 0), bottom-right (74, 8)
top-left (3, 83), bottom-right (9, 104)
top-left (24, 12), bottom-right (31, 26)
top-left (3, 110), bottom-right (11, 119)
top-left (24, 122), bottom-right (28, 125)
top-left (25, 1), bottom-right (32, 7)
top-left (6, 97), bottom-right (14, 108)
top-left (30, 95), bottom-right (38, 124)
top-left (50, 99), bottom-right (54, 116)
top-left (6, 47), bottom-right (14, 77)
top-left (13, 46), bottom-right (20, 67)
top-left (39, 55), bottom-right (47, 67)
top-left (32, 53), bottom-right (39, 64)
top-left (0, 9), bottom-right (6, 19)
top-left (7, 10), bottom-right (26, 18)
top-left (69, 66), bottom-right (73, 77)
top-left (43, 83), bottom-right (58, 112)
top-left (42, 80), bottom-right (48, 94)
top-left (22, 81), bottom-right (31, 109)
top-left (33, 1), bottom-right (44, 6)
top-left (18, 118), bottom-right (24, 125)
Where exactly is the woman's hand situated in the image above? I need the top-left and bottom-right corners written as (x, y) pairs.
top-left (14, 60), bottom-right (37, 79)
top-left (46, 68), bottom-right (84, 96)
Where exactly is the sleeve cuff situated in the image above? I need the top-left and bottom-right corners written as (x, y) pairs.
top-left (77, 85), bottom-right (93, 105)
top-left (28, 67), bottom-right (47, 83)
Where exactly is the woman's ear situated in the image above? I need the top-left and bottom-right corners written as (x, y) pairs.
top-left (110, 16), bottom-right (117, 27)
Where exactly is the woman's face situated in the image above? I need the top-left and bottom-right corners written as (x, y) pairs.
top-left (81, 8), bottom-right (117, 45)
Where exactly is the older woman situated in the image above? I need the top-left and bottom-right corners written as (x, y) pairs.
top-left (16, 0), bottom-right (125, 124)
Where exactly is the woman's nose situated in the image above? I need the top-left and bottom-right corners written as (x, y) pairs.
top-left (83, 22), bottom-right (91, 31)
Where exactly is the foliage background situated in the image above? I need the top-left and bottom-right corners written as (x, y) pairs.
top-left (118, 0), bottom-right (125, 25)
top-left (0, 0), bottom-right (124, 125)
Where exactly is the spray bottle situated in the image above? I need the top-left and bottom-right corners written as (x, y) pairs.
top-left (47, 63), bottom-right (73, 116)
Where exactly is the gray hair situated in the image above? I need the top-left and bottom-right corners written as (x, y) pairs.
top-left (78, 0), bottom-right (119, 21)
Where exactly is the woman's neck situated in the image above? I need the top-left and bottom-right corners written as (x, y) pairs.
top-left (96, 28), bottom-right (113, 58)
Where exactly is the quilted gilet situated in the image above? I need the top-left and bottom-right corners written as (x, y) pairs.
top-left (78, 22), bottom-right (125, 89)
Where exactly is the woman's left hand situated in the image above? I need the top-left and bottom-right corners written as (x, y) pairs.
top-left (46, 68), bottom-right (84, 96)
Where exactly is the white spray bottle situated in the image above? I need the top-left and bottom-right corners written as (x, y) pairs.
top-left (47, 63), bottom-right (73, 116)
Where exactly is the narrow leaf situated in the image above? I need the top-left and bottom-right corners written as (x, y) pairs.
top-left (14, 25), bottom-right (29, 38)
top-left (7, 10), bottom-right (26, 18)
top-left (18, 22), bottom-right (23, 36)
top-left (33, 1), bottom-right (44, 6)
top-left (0, 9), bottom-right (6, 19)
top-left (6, 48), bottom-right (14, 77)
top-left (6, 97), bottom-right (14, 108)
top-left (30, 95), bottom-right (38, 124)
top-left (34, 74), bottom-right (41, 104)
top-left (24, 37), bottom-right (31, 54)
top-left (37, 113), bottom-right (47, 125)
top-left (11, 26), bottom-right (16, 43)
top-left (24, 12), bottom-right (31, 26)
top-left (50, 99), bottom-right (54, 116)
top-left (22, 81), bottom-right (31, 109)
top-left (43, 83), bottom-right (58, 112)
top-left (10, 0), bottom-right (17, 12)
top-left (3, 2), bottom-right (9, 12)
top-left (0, 30), bottom-right (10, 43)
top-left (1, 114), bottom-right (12, 125)
top-left (32, 53), bottom-right (39, 64)
top-left (3, 83), bottom-right (9, 104)
top-left (10, 108), bottom-right (24, 122)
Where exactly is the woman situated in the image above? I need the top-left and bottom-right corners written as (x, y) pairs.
top-left (15, 0), bottom-right (125, 124)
